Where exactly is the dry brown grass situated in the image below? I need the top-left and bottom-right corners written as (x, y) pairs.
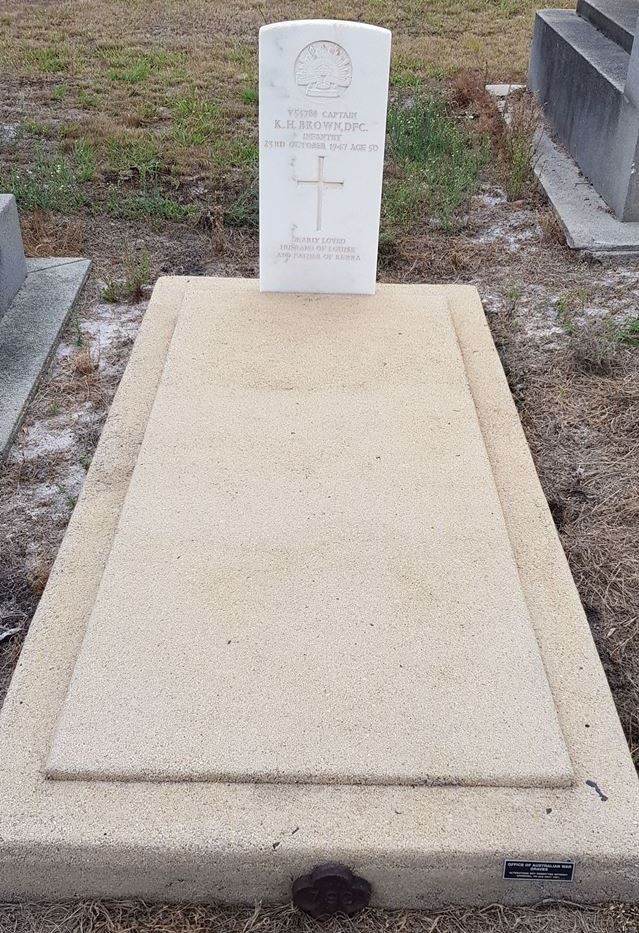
top-left (537, 208), bottom-right (565, 246)
top-left (0, 0), bottom-right (575, 220)
top-left (514, 354), bottom-right (639, 764)
top-left (0, 0), bottom-right (574, 86)
top-left (1, 900), bottom-right (638, 933)
top-left (19, 211), bottom-right (85, 257)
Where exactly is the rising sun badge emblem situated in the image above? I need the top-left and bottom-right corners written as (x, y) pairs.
top-left (294, 41), bottom-right (353, 99)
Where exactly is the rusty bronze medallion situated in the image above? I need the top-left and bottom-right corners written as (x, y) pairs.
top-left (292, 862), bottom-right (372, 918)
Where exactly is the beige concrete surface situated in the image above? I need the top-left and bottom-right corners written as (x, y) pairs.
top-left (48, 285), bottom-right (570, 787)
top-left (0, 278), bottom-right (637, 907)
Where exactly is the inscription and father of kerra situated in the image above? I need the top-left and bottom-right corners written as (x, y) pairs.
top-left (259, 22), bottom-right (392, 294)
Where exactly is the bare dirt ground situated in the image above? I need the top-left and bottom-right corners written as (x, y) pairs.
top-left (0, 1), bottom-right (638, 931)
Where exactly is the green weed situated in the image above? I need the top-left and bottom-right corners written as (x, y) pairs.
top-left (52, 82), bottom-right (70, 100)
top-left (24, 46), bottom-right (69, 73)
top-left (103, 47), bottom-right (185, 84)
top-left (22, 118), bottom-right (50, 137)
top-left (556, 296), bottom-right (576, 333)
top-left (617, 316), bottom-right (639, 346)
top-left (106, 189), bottom-right (196, 221)
top-left (390, 54), bottom-right (423, 87)
top-left (103, 252), bottom-right (151, 302)
top-left (171, 93), bottom-right (219, 146)
top-left (78, 88), bottom-right (99, 109)
top-left (556, 288), bottom-right (587, 333)
top-left (225, 176), bottom-right (258, 227)
top-left (104, 48), bottom-right (151, 83)
top-left (73, 138), bottom-right (96, 182)
top-left (102, 281), bottom-right (122, 303)
top-left (107, 136), bottom-right (159, 181)
top-left (226, 138), bottom-right (258, 169)
top-left (70, 311), bottom-right (83, 347)
top-left (501, 93), bottom-right (538, 200)
top-left (505, 284), bottom-right (522, 310)
top-left (384, 92), bottom-right (486, 231)
top-left (58, 121), bottom-right (82, 139)
top-left (2, 147), bottom-right (86, 212)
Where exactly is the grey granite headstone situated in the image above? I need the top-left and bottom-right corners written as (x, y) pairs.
top-left (529, 0), bottom-right (639, 222)
top-left (0, 194), bottom-right (27, 318)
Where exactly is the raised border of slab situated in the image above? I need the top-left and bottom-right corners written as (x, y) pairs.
top-left (0, 277), bottom-right (637, 908)
top-left (487, 83), bottom-right (639, 254)
top-left (0, 257), bottom-right (91, 461)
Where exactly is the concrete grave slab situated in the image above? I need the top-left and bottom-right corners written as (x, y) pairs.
top-left (0, 257), bottom-right (91, 461)
top-left (0, 277), bottom-right (637, 907)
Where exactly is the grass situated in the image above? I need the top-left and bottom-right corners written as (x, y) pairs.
top-left (0, 0), bottom-right (573, 234)
top-left (23, 46), bottom-right (70, 73)
top-left (556, 296), bottom-right (576, 334)
top-left (72, 138), bottom-right (96, 182)
top-left (617, 316), bottom-right (639, 346)
top-left (51, 82), bottom-right (70, 100)
top-left (106, 136), bottom-right (160, 180)
top-left (225, 174), bottom-right (259, 227)
top-left (78, 88), bottom-right (99, 109)
top-left (1, 147), bottom-right (87, 213)
top-left (106, 189), bottom-right (197, 221)
top-left (500, 92), bottom-right (539, 200)
top-left (171, 92), bottom-right (220, 146)
top-left (102, 47), bottom-right (185, 84)
top-left (107, 57), bottom-right (151, 83)
top-left (0, 0), bottom-right (576, 227)
top-left (561, 311), bottom-right (639, 376)
top-left (384, 92), bottom-right (487, 232)
top-left (1, 894), bottom-right (639, 933)
top-left (103, 253), bottom-right (151, 302)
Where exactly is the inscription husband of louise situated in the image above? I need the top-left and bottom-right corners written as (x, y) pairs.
top-left (259, 21), bottom-right (392, 294)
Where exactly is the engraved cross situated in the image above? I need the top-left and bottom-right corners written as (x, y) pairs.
top-left (297, 156), bottom-right (344, 231)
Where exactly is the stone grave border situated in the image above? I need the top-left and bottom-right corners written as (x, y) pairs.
top-left (0, 277), bottom-right (636, 907)
top-left (0, 193), bottom-right (90, 460)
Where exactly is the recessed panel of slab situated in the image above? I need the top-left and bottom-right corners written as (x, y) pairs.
top-left (47, 284), bottom-right (572, 787)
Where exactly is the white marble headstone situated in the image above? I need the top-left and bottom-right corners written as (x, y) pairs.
top-left (259, 20), bottom-right (391, 294)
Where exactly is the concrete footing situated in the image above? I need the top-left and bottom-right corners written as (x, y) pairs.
top-left (534, 124), bottom-right (639, 252)
top-left (487, 83), bottom-right (639, 253)
top-left (0, 277), bottom-right (637, 907)
top-left (0, 257), bottom-right (91, 460)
